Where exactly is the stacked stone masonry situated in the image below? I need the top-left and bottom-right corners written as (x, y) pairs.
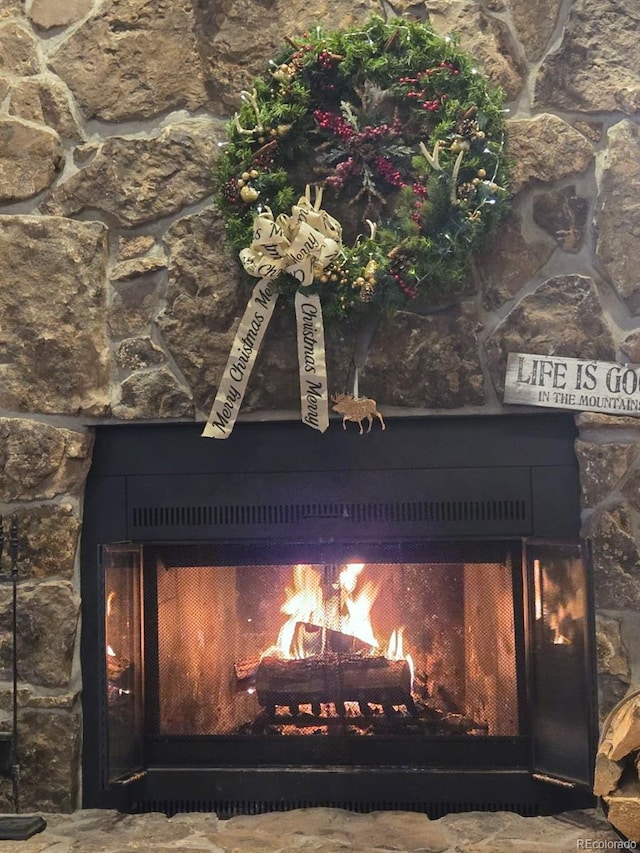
top-left (0, 0), bottom-right (639, 817)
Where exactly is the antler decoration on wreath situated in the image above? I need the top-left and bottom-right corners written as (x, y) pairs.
top-left (234, 88), bottom-right (264, 137)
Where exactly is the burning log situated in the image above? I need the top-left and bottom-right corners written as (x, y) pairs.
top-left (255, 654), bottom-right (414, 712)
top-left (234, 657), bottom-right (260, 688)
top-left (233, 624), bottom-right (377, 691)
top-left (107, 653), bottom-right (131, 681)
top-left (292, 622), bottom-right (377, 656)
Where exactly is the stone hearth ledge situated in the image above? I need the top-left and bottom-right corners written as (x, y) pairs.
top-left (3, 807), bottom-right (620, 853)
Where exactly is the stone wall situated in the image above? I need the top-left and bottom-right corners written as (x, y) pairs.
top-left (0, 0), bottom-right (639, 812)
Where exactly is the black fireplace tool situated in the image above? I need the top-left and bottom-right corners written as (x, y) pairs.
top-left (0, 514), bottom-right (46, 841)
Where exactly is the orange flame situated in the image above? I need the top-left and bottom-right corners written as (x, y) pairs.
top-left (273, 564), bottom-right (325, 658)
top-left (386, 627), bottom-right (414, 689)
top-left (266, 563), bottom-right (416, 675)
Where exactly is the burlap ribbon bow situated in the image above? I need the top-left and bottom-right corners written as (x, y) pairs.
top-left (239, 188), bottom-right (342, 285)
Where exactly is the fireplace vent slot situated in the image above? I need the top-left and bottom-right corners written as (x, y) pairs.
top-left (131, 499), bottom-right (527, 531)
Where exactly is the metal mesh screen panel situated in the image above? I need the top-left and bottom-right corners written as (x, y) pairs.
top-left (154, 555), bottom-right (519, 737)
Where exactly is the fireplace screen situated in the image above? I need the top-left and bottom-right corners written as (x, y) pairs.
top-left (105, 542), bottom-right (522, 749)
top-left (85, 418), bottom-right (597, 814)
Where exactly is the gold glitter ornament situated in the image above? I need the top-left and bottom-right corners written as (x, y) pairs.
top-left (272, 63), bottom-right (296, 83)
top-left (364, 257), bottom-right (378, 278)
top-left (360, 256), bottom-right (378, 302)
top-left (240, 185), bottom-right (260, 203)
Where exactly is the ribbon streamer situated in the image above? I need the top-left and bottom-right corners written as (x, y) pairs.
top-left (202, 277), bottom-right (279, 439)
top-left (295, 291), bottom-right (329, 432)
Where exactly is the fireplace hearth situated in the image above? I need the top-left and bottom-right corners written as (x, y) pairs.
top-left (81, 415), bottom-right (597, 817)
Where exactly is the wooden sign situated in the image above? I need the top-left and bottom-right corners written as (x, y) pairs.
top-left (504, 353), bottom-right (640, 416)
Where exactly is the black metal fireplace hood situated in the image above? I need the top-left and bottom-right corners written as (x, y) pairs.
top-left (83, 412), bottom-right (581, 546)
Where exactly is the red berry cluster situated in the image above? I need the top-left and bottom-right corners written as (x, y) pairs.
top-left (373, 155), bottom-right (405, 188)
top-left (399, 61), bottom-right (459, 82)
top-left (314, 110), bottom-right (355, 142)
top-left (286, 44), bottom-right (314, 69)
top-left (410, 181), bottom-right (428, 226)
top-left (409, 94), bottom-right (441, 112)
top-left (252, 146), bottom-right (277, 170)
top-left (325, 157), bottom-right (357, 190)
top-left (314, 109), bottom-right (409, 194)
top-left (398, 62), bottom-right (457, 111)
top-left (318, 49), bottom-right (338, 70)
top-left (390, 265), bottom-right (417, 299)
top-left (356, 119), bottom-right (403, 142)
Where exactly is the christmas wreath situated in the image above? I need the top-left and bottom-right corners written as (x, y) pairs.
top-left (204, 17), bottom-right (511, 439)
top-left (214, 15), bottom-right (511, 321)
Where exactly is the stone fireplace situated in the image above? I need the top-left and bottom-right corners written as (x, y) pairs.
top-left (1, 0), bottom-right (640, 822)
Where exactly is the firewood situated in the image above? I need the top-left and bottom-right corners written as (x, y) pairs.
top-left (602, 696), bottom-right (640, 762)
top-left (107, 654), bottom-right (131, 680)
top-left (233, 622), bottom-right (375, 686)
top-left (594, 750), bottom-right (624, 796)
top-left (293, 622), bottom-right (376, 656)
top-left (234, 658), bottom-right (260, 683)
top-left (604, 775), bottom-right (640, 843)
top-left (255, 654), bottom-right (412, 709)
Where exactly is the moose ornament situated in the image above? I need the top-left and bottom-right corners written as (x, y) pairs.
top-left (331, 392), bottom-right (386, 435)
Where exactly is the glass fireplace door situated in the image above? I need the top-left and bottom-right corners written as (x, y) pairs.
top-left (525, 539), bottom-right (596, 788)
top-left (102, 544), bottom-right (145, 784)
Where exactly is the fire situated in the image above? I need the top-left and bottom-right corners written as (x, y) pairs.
top-left (534, 558), bottom-right (584, 646)
top-left (339, 563), bottom-right (379, 648)
top-left (271, 564), bottom-right (325, 658)
top-left (106, 592), bottom-right (118, 659)
top-left (386, 627), bottom-right (415, 689)
top-left (338, 562), bottom-right (364, 594)
top-left (106, 590), bottom-right (116, 618)
top-left (266, 562), bottom-right (412, 681)
top-left (549, 609), bottom-right (573, 645)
